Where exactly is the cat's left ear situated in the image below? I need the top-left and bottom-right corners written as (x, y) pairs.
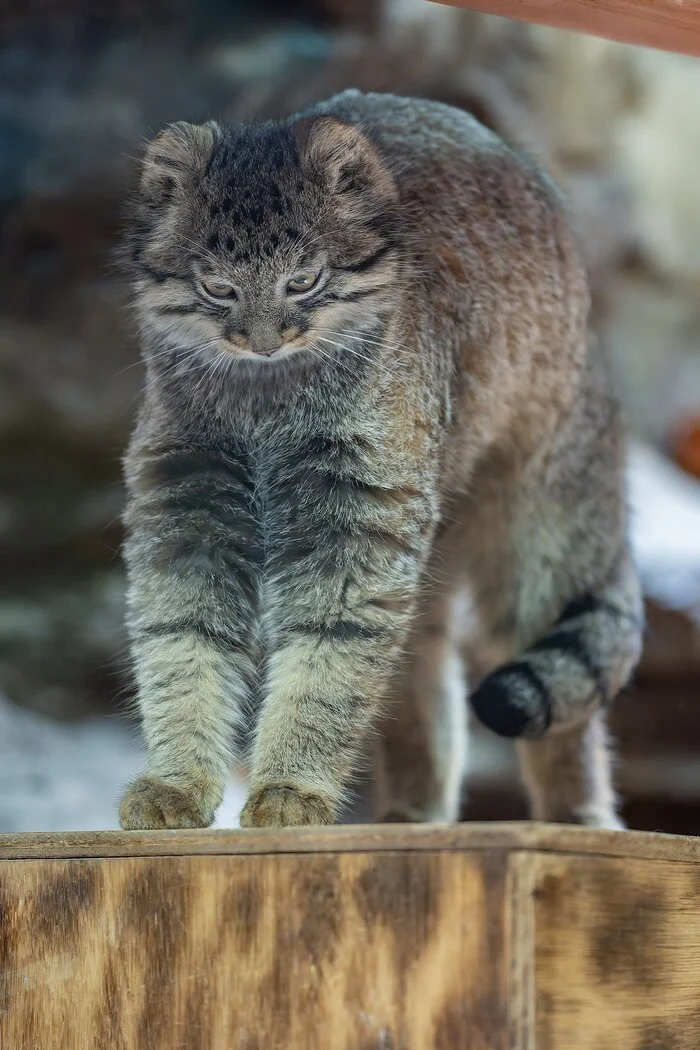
top-left (140, 120), bottom-right (220, 206)
top-left (296, 116), bottom-right (397, 206)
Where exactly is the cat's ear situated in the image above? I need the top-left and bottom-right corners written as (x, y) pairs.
top-left (297, 116), bottom-right (397, 205)
top-left (140, 121), bottom-right (219, 206)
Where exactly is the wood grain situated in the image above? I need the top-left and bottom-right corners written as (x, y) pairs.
top-left (3, 821), bottom-right (700, 863)
top-left (0, 850), bottom-right (510, 1050)
top-left (436, 0), bottom-right (700, 56)
top-left (533, 852), bottom-right (700, 1049)
top-left (5, 825), bottom-right (700, 1048)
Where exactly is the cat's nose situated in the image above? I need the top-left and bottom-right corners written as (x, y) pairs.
top-left (249, 325), bottom-right (283, 357)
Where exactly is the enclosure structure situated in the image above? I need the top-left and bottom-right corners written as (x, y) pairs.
top-left (2, 822), bottom-right (700, 1049)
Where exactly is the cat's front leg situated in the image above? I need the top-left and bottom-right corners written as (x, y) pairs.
top-left (240, 436), bottom-right (436, 828)
top-left (118, 442), bottom-right (261, 830)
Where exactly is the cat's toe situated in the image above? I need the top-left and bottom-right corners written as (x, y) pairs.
top-left (240, 785), bottom-right (334, 828)
top-left (572, 807), bottom-right (626, 830)
top-left (119, 775), bottom-right (215, 830)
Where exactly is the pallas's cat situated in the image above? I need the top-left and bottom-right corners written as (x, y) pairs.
top-left (118, 91), bottom-right (642, 830)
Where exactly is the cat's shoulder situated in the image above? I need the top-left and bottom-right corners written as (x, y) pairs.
top-left (300, 90), bottom-right (503, 154)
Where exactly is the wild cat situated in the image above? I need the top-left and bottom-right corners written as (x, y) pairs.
top-left (118, 90), bottom-right (642, 831)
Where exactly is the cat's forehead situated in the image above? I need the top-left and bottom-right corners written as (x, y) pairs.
top-left (200, 124), bottom-right (317, 264)
top-left (205, 126), bottom-right (308, 221)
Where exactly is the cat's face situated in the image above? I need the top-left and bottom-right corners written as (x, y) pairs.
top-left (129, 116), bottom-right (401, 368)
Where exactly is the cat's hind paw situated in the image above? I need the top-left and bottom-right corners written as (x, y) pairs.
top-left (240, 785), bottom-right (335, 828)
top-left (119, 775), bottom-right (217, 830)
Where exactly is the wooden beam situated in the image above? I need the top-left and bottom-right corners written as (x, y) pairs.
top-left (3, 820), bottom-right (700, 862)
top-left (3, 823), bottom-right (700, 1049)
top-left (435, 0), bottom-right (700, 56)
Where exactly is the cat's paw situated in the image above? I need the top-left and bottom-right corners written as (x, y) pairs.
top-left (573, 807), bottom-right (626, 831)
top-left (119, 776), bottom-right (216, 830)
top-left (240, 785), bottom-right (335, 828)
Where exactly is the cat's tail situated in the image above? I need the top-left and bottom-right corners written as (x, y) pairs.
top-left (469, 560), bottom-right (643, 739)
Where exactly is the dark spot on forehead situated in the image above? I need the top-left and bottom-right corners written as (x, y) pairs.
top-left (221, 197), bottom-right (233, 215)
top-left (209, 203), bottom-right (220, 219)
top-left (207, 231), bottom-right (220, 251)
top-left (226, 236), bottom-right (235, 253)
top-left (285, 227), bottom-right (299, 242)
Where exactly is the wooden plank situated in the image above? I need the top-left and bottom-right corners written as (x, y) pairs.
top-left (5, 828), bottom-right (700, 1047)
top-left (435, 0), bottom-right (700, 56)
top-left (533, 852), bottom-right (700, 1049)
top-left (3, 821), bottom-right (700, 864)
top-left (0, 850), bottom-right (511, 1050)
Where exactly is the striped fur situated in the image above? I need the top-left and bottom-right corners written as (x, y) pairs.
top-left (471, 571), bottom-right (643, 741)
top-left (118, 91), bottom-right (643, 831)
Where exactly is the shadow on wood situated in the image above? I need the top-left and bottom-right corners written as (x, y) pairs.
top-left (2, 823), bottom-right (700, 1049)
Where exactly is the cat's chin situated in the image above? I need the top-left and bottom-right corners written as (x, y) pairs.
top-left (231, 344), bottom-right (305, 364)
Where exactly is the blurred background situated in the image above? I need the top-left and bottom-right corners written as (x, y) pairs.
top-left (2, 0), bottom-right (700, 833)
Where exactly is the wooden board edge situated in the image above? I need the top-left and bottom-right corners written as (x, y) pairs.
top-left (2, 822), bottom-right (700, 863)
top-left (433, 0), bottom-right (700, 57)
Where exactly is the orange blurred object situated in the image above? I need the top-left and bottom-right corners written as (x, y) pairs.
top-left (671, 417), bottom-right (700, 480)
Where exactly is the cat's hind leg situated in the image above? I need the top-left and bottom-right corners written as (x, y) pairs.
top-left (374, 590), bottom-right (468, 824)
top-left (470, 554), bottom-right (643, 828)
top-left (516, 709), bottom-right (623, 828)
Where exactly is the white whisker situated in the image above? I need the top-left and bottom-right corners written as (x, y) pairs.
top-left (315, 336), bottom-right (407, 385)
top-left (325, 329), bottom-right (416, 357)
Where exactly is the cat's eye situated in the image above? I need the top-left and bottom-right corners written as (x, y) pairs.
top-left (201, 279), bottom-right (236, 299)
top-left (287, 272), bottom-right (320, 294)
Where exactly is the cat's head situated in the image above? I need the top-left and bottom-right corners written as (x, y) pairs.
top-left (128, 113), bottom-right (401, 368)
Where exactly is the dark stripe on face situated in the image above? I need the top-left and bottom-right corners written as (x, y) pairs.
top-left (156, 303), bottom-right (202, 315)
top-left (284, 619), bottom-right (387, 642)
top-left (335, 242), bottom-right (393, 274)
top-left (320, 286), bottom-right (386, 305)
top-left (137, 262), bottom-right (182, 283)
top-left (470, 661), bottom-right (552, 739)
top-left (532, 628), bottom-right (607, 702)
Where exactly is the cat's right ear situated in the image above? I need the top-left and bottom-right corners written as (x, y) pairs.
top-left (140, 121), bottom-right (220, 207)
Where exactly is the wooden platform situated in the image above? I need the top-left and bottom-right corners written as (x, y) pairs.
top-left (2, 823), bottom-right (700, 1049)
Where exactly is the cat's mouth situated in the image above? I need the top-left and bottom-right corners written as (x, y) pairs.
top-left (223, 329), bottom-right (306, 361)
top-left (224, 341), bottom-right (305, 362)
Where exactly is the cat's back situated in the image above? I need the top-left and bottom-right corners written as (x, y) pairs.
top-left (308, 89), bottom-right (498, 165)
top-left (305, 90), bottom-right (556, 217)
top-left (305, 91), bottom-right (582, 300)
